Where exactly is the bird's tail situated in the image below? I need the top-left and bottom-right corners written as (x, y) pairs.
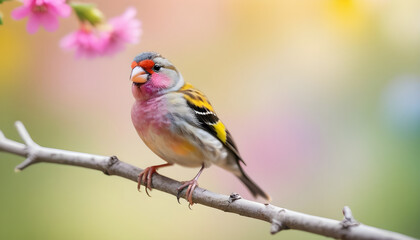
top-left (237, 165), bottom-right (271, 202)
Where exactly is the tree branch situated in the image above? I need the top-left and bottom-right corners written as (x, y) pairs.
top-left (0, 121), bottom-right (416, 240)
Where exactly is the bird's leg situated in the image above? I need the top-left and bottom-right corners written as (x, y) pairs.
top-left (138, 163), bottom-right (173, 196)
top-left (177, 164), bottom-right (205, 207)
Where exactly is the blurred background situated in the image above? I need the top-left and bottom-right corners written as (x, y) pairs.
top-left (1, 0), bottom-right (420, 239)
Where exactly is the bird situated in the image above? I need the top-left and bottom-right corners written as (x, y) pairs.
top-left (129, 51), bottom-right (270, 206)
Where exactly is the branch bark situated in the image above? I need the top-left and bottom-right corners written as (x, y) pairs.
top-left (0, 121), bottom-right (416, 240)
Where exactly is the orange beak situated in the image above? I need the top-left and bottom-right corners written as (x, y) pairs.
top-left (130, 66), bottom-right (148, 83)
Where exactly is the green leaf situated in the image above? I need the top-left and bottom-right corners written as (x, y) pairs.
top-left (70, 2), bottom-right (104, 25)
top-left (0, 12), bottom-right (3, 25)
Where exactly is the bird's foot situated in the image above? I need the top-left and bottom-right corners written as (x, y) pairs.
top-left (177, 179), bottom-right (199, 208)
top-left (137, 166), bottom-right (159, 196)
top-left (137, 163), bottom-right (173, 196)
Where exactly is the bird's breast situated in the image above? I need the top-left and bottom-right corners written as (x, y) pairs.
top-left (131, 96), bottom-right (171, 132)
top-left (131, 96), bottom-right (206, 167)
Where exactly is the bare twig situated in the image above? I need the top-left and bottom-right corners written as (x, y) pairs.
top-left (0, 121), bottom-right (417, 240)
top-left (341, 206), bottom-right (360, 228)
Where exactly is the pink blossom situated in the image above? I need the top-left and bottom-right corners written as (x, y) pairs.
top-left (60, 7), bottom-right (141, 58)
top-left (100, 7), bottom-right (142, 56)
top-left (60, 27), bottom-right (105, 58)
top-left (12, 0), bottom-right (71, 34)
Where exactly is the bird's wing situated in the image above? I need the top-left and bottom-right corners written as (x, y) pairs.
top-left (178, 83), bottom-right (244, 164)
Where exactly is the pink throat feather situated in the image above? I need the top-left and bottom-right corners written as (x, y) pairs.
top-left (131, 95), bottom-right (171, 133)
top-left (131, 73), bottom-right (172, 100)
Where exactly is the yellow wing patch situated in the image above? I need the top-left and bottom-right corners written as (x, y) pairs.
top-left (179, 83), bottom-right (214, 112)
top-left (179, 82), bottom-right (237, 152)
top-left (213, 121), bottom-right (227, 143)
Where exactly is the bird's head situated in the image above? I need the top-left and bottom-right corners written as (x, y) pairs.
top-left (130, 52), bottom-right (184, 100)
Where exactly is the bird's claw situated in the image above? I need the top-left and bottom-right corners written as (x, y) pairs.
top-left (176, 190), bottom-right (183, 204)
top-left (137, 166), bottom-right (158, 196)
top-left (177, 179), bottom-right (199, 208)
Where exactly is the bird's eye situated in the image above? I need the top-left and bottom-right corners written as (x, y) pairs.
top-left (153, 65), bottom-right (162, 71)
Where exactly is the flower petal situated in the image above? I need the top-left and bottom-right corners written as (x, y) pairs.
top-left (60, 29), bottom-right (105, 58)
top-left (58, 4), bottom-right (71, 17)
top-left (101, 7), bottom-right (142, 56)
top-left (11, 6), bottom-right (31, 20)
top-left (60, 32), bottom-right (77, 49)
top-left (49, 2), bottom-right (71, 17)
top-left (40, 12), bottom-right (58, 31)
top-left (26, 14), bottom-right (41, 34)
top-left (121, 7), bottom-right (136, 19)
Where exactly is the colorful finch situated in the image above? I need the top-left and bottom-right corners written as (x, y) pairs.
top-left (129, 52), bottom-right (270, 206)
